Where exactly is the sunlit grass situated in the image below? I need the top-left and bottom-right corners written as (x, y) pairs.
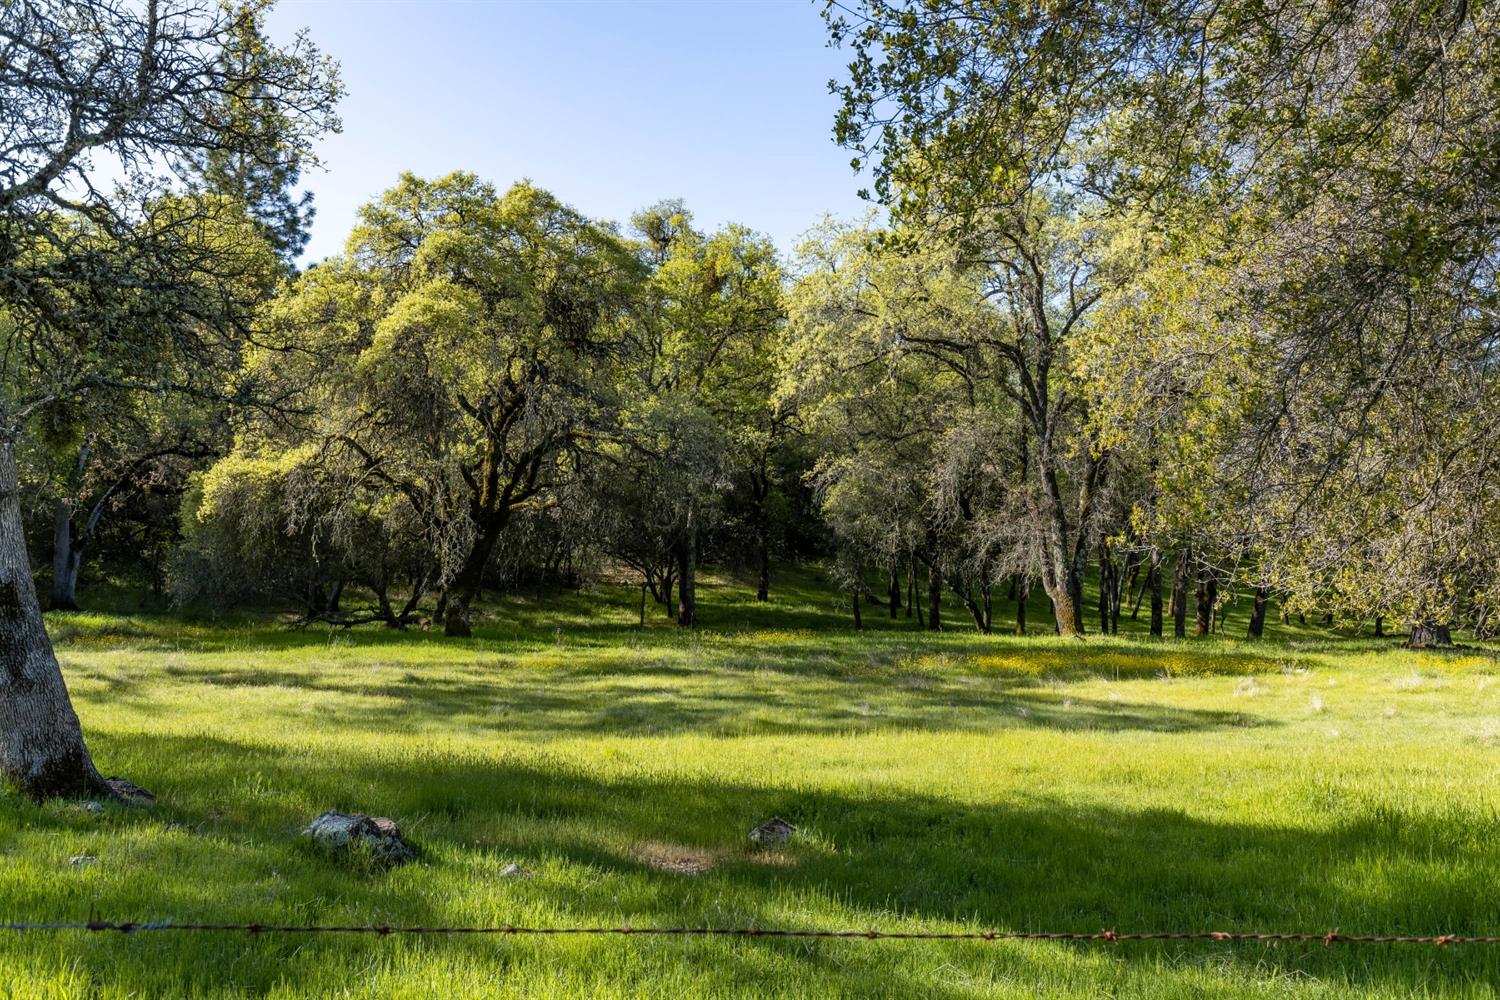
top-left (2, 566), bottom-right (1498, 997)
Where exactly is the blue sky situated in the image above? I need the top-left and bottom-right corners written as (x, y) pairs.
top-left (264, 0), bottom-right (874, 263)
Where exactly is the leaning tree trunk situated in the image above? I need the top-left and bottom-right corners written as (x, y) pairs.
top-left (443, 509), bottom-right (509, 637)
top-left (0, 441), bottom-right (110, 799)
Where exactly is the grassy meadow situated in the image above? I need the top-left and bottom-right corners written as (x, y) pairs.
top-left (1, 567), bottom-right (1498, 998)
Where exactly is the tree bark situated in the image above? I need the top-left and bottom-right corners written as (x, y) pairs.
top-left (0, 441), bottom-right (110, 800)
top-left (1195, 562), bottom-right (1215, 637)
top-left (675, 521), bottom-right (697, 628)
top-left (1098, 547), bottom-right (1114, 636)
top-left (1407, 621), bottom-right (1452, 648)
top-left (851, 588), bottom-right (862, 630)
top-left (49, 499), bottom-right (81, 611)
top-left (1248, 586), bottom-right (1269, 639)
top-left (926, 554), bottom-right (941, 632)
top-left (751, 466), bottom-right (771, 602)
top-left (888, 562), bottom-right (902, 618)
top-left (443, 509), bottom-right (509, 637)
top-left (1171, 547), bottom-right (1190, 639)
top-left (1015, 575), bottom-right (1029, 636)
top-left (1147, 548), bottom-right (1164, 638)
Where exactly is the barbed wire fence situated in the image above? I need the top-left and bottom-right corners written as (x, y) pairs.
top-left (1, 920), bottom-right (1496, 946)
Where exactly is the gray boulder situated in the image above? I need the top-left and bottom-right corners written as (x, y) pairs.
top-left (303, 811), bottom-right (415, 866)
top-left (749, 816), bottom-right (796, 846)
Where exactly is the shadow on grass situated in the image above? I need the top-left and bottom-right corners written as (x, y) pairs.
top-left (4, 732), bottom-right (1496, 997)
top-left (127, 656), bottom-right (1273, 738)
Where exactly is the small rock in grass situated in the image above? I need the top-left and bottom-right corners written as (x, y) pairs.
top-left (499, 862), bottom-right (531, 879)
top-left (749, 817), bottom-right (796, 847)
top-left (67, 855), bottom-right (98, 868)
top-left (302, 811), bottom-right (415, 866)
top-left (78, 801), bottom-right (104, 816)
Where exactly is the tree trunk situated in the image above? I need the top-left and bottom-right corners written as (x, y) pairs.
top-left (0, 441), bottom-right (110, 800)
top-left (1035, 462), bottom-right (1081, 636)
top-left (1148, 548), bottom-right (1164, 638)
top-left (746, 459), bottom-right (772, 602)
top-left (1407, 621), bottom-right (1452, 648)
top-left (374, 575), bottom-right (395, 625)
top-left (1171, 547), bottom-right (1190, 639)
top-left (756, 541), bottom-right (770, 603)
top-left (1130, 564), bottom-right (1148, 620)
top-left (1098, 548), bottom-right (1114, 636)
top-left (1068, 554), bottom-right (1086, 636)
top-left (1195, 563), bottom-right (1214, 637)
top-left (1248, 586), bottom-right (1269, 639)
top-left (906, 557), bottom-right (916, 619)
top-left (675, 524), bottom-right (697, 628)
top-left (639, 581), bottom-right (648, 626)
top-left (888, 562), bottom-right (902, 618)
top-left (1374, 615), bottom-right (1385, 638)
top-left (926, 555), bottom-right (941, 632)
top-left (958, 584), bottom-right (988, 634)
top-left (391, 572), bottom-right (427, 628)
top-left (851, 588), bottom-right (862, 630)
top-left (443, 510), bottom-right (509, 637)
top-left (1015, 575), bottom-right (1028, 636)
top-left (49, 499), bottom-right (81, 611)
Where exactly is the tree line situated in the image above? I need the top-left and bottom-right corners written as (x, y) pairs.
top-left (2, 0), bottom-right (1497, 797)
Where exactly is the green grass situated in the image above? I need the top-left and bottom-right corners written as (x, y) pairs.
top-left (3, 566), bottom-right (1499, 998)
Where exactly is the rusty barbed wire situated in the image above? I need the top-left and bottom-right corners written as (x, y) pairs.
top-left (0, 920), bottom-right (1495, 945)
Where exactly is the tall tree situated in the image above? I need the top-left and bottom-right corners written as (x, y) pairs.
top-left (185, 2), bottom-right (319, 266)
top-left (242, 173), bottom-right (642, 638)
top-left (0, 0), bottom-right (339, 799)
top-left (611, 205), bottom-right (784, 626)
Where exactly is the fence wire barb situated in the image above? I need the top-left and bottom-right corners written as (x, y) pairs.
top-left (0, 920), bottom-right (1496, 946)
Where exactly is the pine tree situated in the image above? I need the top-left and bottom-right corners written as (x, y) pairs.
top-left (188, 4), bottom-right (319, 266)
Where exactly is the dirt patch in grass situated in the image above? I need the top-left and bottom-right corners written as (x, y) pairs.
top-left (631, 841), bottom-right (719, 875)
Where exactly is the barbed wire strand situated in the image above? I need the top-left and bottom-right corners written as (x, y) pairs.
top-left (0, 921), bottom-right (1494, 945)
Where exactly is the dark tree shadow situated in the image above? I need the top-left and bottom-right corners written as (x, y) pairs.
top-left (109, 659), bottom-right (1275, 738)
top-left (5, 733), bottom-right (1495, 996)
